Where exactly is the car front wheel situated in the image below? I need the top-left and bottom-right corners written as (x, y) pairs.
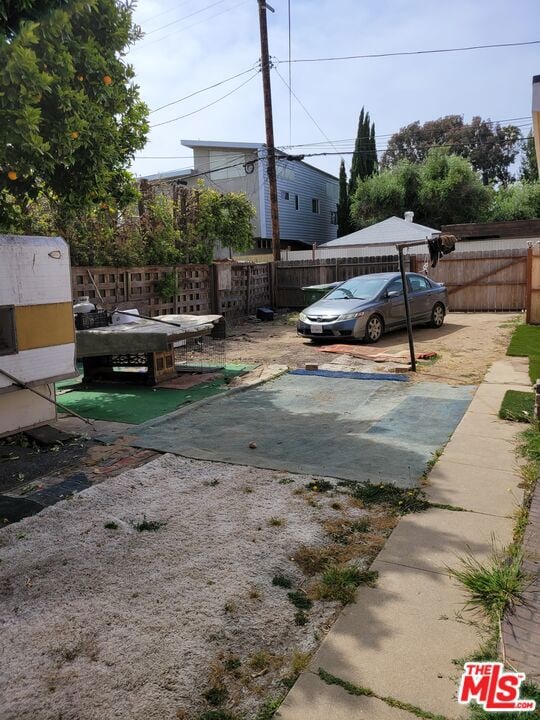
top-left (364, 314), bottom-right (384, 343)
top-left (430, 302), bottom-right (445, 328)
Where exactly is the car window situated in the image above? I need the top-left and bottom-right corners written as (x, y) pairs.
top-left (386, 278), bottom-right (403, 296)
top-left (409, 276), bottom-right (431, 292)
top-left (326, 276), bottom-right (388, 300)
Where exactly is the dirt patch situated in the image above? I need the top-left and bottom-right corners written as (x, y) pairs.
top-left (0, 455), bottom-right (395, 720)
top-left (227, 312), bottom-right (520, 385)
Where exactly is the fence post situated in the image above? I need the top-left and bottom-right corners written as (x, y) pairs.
top-left (211, 263), bottom-right (220, 315)
top-left (526, 246), bottom-right (533, 324)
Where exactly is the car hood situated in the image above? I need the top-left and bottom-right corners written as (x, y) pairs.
top-left (304, 298), bottom-right (373, 317)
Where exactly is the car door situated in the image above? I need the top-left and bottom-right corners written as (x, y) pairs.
top-left (408, 274), bottom-right (433, 322)
top-left (384, 277), bottom-right (405, 328)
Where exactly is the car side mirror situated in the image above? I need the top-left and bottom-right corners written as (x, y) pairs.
top-left (386, 290), bottom-right (401, 298)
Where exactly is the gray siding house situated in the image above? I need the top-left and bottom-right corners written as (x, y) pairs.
top-left (141, 140), bottom-right (339, 251)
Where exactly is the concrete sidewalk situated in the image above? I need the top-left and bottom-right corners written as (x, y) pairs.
top-left (277, 358), bottom-right (529, 720)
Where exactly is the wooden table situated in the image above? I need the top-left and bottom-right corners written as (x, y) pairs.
top-left (76, 314), bottom-right (224, 385)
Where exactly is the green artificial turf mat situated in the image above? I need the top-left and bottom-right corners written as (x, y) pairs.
top-left (507, 325), bottom-right (540, 382)
top-left (57, 380), bottom-right (226, 424)
top-left (499, 390), bottom-right (534, 423)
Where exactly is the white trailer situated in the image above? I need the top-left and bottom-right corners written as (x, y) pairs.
top-left (0, 235), bottom-right (77, 437)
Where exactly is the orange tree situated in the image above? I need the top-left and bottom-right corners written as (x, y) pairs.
top-left (0, 0), bottom-right (148, 229)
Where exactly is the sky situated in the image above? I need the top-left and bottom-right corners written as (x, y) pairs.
top-left (127, 0), bottom-right (540, 180)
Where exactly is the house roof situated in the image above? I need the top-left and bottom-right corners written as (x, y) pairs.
top-left (139, 167), bottom-right (193, 182)
top-left (322, 216), bottom-right (439, 247)
top-left (182, 139), bottom-right (263, 150)
top-left (181, 139), bottom-right (338, 181)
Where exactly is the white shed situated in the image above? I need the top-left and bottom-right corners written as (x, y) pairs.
top-left (0, 235), bottom-right (77, 437)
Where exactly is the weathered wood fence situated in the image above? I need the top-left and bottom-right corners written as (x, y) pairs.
top-left (71, 262), bottom-right (272, 322)
top-left (274, 255), bottom-right (404, 307)
top-left (71, 248), bottom-right (533, 320)
top-left (417, 248), bottom-right (528, 312)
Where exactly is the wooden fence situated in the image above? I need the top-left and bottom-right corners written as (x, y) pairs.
top-left (419, 248), bottom-right (528, 312)
top-left (71, 248), bottom-right (531, 320)
top-left (274, 255), bottom-right (404, 307)
top-left (71, 262), bottom-right (272, 322)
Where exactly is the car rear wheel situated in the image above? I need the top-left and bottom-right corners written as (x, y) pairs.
top-left (364, 314), bottom-right (384, 343)
top-left (430, 302), bottom-right (445, 328)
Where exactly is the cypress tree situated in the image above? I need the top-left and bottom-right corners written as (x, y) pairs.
top-left (337, 159), bottom-right (351, 237)
top-left (349, 108), bottom-right (378, 194)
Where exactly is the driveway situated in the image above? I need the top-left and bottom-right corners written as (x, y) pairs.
top-left (123, 372), bottom-right (474, 487)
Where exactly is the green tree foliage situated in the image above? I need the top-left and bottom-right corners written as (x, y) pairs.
top-left (0, 0), bottom-right (149, 227)
top-left (349, 107), bottom-right (377, 193)
top-left (184, 185), bottom-right (255, 263)
top-left (417, 150), bottom-right (491, 227)
top-left (351, 149), bottom-right (490, 228)
top-left (10, 182), bottom-right (255, 266)
top-left (487, 182), bottom-right (540, 221)
top-left (382, 115), bottom-right (522, 186)
top-left (521, 131), bottom-right (539, 182)
top-left (337, 159), bottom-right (352, 237)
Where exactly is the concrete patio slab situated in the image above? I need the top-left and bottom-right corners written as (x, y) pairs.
top-left (484, 357), bottom-right (531, 387)
top-left (276, 671), bottom-right (419, 720)
top-left (375, 508), bottom-right (513, 574)
top-left (437, 434), bottom-right (518, 473)
top-left (449, 411), bottom-right (520, 442)
top-left (466, 382), bottom-right (528, 415)
top-left (307, 562), bottom-right (474, 719)
top-left (425, 460), bottom-right (521, 516)
top-left (123, 374), bottom-right (474, 487)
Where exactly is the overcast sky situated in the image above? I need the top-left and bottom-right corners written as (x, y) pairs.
top-left (128, 0), bottom-right (540, 180)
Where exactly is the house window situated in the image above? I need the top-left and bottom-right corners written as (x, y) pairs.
top-left (0, 306), bottom-right (17, 356)
top-left (257, 238), bottom-right (271, 249)
top-left (280, 190), bottom-right (290, 201)
top-left (330, 211), bottom-right (338, 225)
top-left (295, 194), bottom-right (299, 210)
top-left (311, 198), bottom-right (320, 214)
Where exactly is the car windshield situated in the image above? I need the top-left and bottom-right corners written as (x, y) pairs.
top-left (325, 276), bottom-right (389, 301)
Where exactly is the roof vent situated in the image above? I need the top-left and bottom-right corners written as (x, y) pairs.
top-left (404, 211), bottom-right (414, 223)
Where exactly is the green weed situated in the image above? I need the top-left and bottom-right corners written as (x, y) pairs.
top-left (287, 590), bottom-right (313, 610)
top-left (448, 542), bottom-right (528, 624)
top-left (272, 574), bottom-right (292, 589)
top-left (314, 566), bottom-right (378, 605)
top-left (133, 517), bottom-right (165, 532)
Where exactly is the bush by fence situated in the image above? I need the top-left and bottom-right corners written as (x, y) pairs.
top-left (71, 262), bottom-right (272, 322)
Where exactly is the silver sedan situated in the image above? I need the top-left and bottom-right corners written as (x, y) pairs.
top-left (297, 272), bottom-right (448, 343)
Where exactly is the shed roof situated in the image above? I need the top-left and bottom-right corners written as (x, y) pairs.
top-left (322, 216), bottom-right (439, 247)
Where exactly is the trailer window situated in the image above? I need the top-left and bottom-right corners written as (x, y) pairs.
top-left (0, 306), bottom-right (17, 355)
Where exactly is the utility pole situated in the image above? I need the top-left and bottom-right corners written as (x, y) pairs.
top-left (257, 0), bottom-right (281, 263)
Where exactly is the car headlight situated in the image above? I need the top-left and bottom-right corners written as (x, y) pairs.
top-left (338, 311), bottom-right (365, 321)
top-left (298, 312), bottom-right (307, 322)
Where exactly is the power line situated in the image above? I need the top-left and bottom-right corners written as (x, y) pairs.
top-left (149, 66), bottom-right (257, 114)
top-left (287, 0), bottom-right (292, 147)
top-left (135, 130), bottom-right (534, 160)
top-left (139, 0), bottom-right (194, 28)
top-left (278, 39), bottom-right (540, 64)
top-left (134, 0), bottom-right (251, 50)
top-left (144, 0), bottom-right (225, 36)
top-left (273, 66), bottom-right (342, 157)
top-left (149, 71), bottom-right (260, 128)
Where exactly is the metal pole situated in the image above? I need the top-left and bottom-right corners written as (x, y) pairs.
top-left (257, 0), bottom-right (281, 264)
top-left (0, 367), bottom-right (95, 427)
top-left (398, 247), bottom-right (416, 372)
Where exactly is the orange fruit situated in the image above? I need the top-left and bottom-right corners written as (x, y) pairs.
top-left (103, 75), bottom-right (112, 86)
top-left (77, 75), bottom-right (84, 81)
top-left (70, 131), bottom-right (79, 139)
top-left (7, 170), bottom-right (17, 181)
